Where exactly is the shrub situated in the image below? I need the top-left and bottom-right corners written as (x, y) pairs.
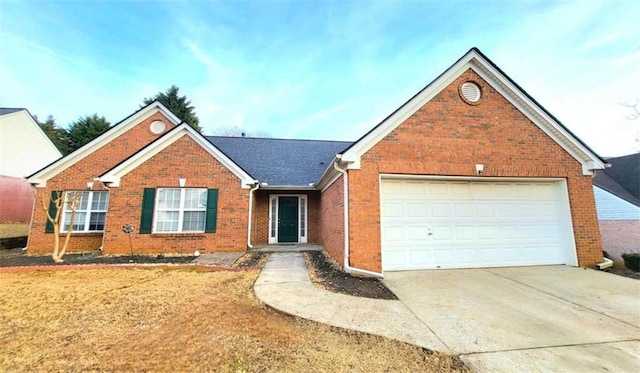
top-left (621, 253), bottom-right (640, 272)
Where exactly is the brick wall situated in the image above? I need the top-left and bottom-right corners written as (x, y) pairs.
top-left (102, 135), bottom-right (248, 254)
top-left (345, 69), bottom-right (602, 271)
top-left (27, 112), bottom-right (176, 254)
top-left (599, 220), bottom-right (640, 268)
top-left (319, 176), bottom-right (345, 263)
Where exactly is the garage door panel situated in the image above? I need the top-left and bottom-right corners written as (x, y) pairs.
top-left (381, 179), bottom-right (572, 270)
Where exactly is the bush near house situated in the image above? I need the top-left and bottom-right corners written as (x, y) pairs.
top-left (621, 253), bottom-right (640, 272)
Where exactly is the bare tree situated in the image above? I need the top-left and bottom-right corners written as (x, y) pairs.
top-left (40, 191), bottom-right (83, 263)
top-left (622, 100), bottom-right (640, 152)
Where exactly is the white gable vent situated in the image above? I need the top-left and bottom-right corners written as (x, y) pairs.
top-left (460, 82), bottom-right (482, 103)
top-left (150, 120), bottom-right (166, 134)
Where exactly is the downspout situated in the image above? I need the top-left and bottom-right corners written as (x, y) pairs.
top-left (333, 158), bottom-right (384, 278)
top-left (596, 257), bottom-right (613, 270)
top-left (247, 182), bottom-right (260, 249)
top-left (98, 179), bottom-right (110, 253)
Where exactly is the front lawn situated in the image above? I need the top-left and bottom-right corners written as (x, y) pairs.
top-left (0, 267), bottom-right (466, 372)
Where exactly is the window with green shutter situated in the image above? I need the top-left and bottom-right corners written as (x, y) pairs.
top-left (140, 188), bottom-right (156, 234)
top-left (140, 188), bottom-right (218, 234)
top-left (45, 190), bottom-right (62, 233)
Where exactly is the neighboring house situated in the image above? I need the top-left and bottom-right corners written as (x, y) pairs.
top-left (25, 48), bottom-right (607, 274)
top-left (0, 108), bottom-right (62, 224)
top-left (593, 153), bottom-right (640, 267)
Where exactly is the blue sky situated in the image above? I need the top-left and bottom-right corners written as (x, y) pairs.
top-left (1, 0), bottom-right (638, 156)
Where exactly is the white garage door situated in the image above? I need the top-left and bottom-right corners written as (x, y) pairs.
top-left (380, 179), bottom-right (575, 271)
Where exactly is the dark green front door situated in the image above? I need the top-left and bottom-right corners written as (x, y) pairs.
top-left (278, 196), bottom-right (298, 243)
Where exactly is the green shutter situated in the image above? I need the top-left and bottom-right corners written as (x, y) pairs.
top-left (140, 188), bottom-right (156, 234)
top-left (205, 189), bottom-right (218, 233)
top-left (45, 190), bottom-right (62, 233)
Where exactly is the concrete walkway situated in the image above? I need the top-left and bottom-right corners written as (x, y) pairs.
top-left (253, 252), bottom-right (448, 352)
top-left (255, 252), bottom-right (640, 372)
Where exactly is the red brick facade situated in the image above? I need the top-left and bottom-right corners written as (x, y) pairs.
top-left (102, 135), bottom-right (248, 254)
top-left (343, 69), bottom-right (603, 272)
top-left (318, 176), bottom-right (345, 263)
top-left (27, 112), bottom-right (178, 254)
top-left (26, 64), bottom-right (603, 269)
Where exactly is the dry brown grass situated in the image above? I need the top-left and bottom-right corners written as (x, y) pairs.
top-left (0, 267), bottom-right (467, 372)
top-left (0, 224), bottom-right (29, 239)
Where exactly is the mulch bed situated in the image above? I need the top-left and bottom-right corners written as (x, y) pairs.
top-left (305, 251), bottom-right (397, 300)
top-left (604, 267), bottom-right (640, 280)
top-left (0, 249), bottom-right (196, 267)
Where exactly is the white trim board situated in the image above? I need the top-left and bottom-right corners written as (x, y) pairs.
top-left (341, 48), bottom-right (605, 176)
top-left (26, 101), bottom-right (182, 187)
top-left (100, 124), bottom-right (255, 189)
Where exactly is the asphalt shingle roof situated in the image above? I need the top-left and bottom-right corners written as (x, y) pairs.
top-left (0, 108), bottom-right (24, 116)
top-left (207, 136), bottom-right (352, 186)
top-left (593, 153), bottom-right (640, 207)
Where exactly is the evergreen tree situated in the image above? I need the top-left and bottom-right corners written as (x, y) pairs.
top-left (143, 85), bottom-right (202, 133)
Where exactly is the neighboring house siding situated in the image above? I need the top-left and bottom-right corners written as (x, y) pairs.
top-left (599, 220), bottom-right (640, 268)
top-left (346, 69), bottom-right (602, 272)
top-left (102, 135), bottom-right (248, 254)
top-left (27, 112), bottom-right (177, 254)
top-left (0, 175), bottom-right (34, 222)
top-left (593, 186), bottom-right (640, 220)
top-left (0, 110), bottom-right (62, 177)
top-left (319, 176), bottom-right (345, 264)
top-left (0, 109), bottom-right (62, 224)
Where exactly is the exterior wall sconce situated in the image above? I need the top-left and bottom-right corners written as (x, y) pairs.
top-left (87, 181), bottom-right (94, 190)
top-left (179, 178), bottom-right (187, 187)
top-left (475, 164), bottom-right (484, 176)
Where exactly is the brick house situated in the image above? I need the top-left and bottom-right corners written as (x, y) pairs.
top-left (592, 153), bottom-right (640, 267)
top-left (26, 48), bottom-right (606, 275)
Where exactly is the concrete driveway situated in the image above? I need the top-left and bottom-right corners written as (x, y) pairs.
top-left (383, 266), bottom-right (640, 372)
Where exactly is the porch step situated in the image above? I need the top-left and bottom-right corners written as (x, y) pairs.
top-left (249, 244), bottom-right (324, 253)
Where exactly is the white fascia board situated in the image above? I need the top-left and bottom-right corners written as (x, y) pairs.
top-left (26, 102), bottom-right (182, 185)
top-left (259, 185), bottom-right (318, 191)
top-left (468, 56), bottom-right (605, 175)
top-left (315, 156), bottom-right (340, 190)
top-left (341, 49), bottom-right (604, 175)
top-left (341, 53), bottom-right (475, 169)
top-left (100, 124), bottom-right (255, 189)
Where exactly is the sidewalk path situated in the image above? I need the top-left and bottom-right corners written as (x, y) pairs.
top-left (253, 252), bottom-right (448, 352)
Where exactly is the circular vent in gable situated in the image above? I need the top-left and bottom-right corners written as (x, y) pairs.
top-left (150, 120), bottom-right (166, 134)
top-left (460, 82), bottom-right (482, 103)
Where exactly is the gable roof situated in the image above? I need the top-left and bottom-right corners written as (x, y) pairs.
top-left (339, 47), bottom-right (606, 176)
top-left (101, 124), bottom-right (256, 189)
top-left (0, 108), bottom-right (24, 116)
top-left (593, 153), bottom-right (640, 207)
top-left (207, 136), bottom-right (352, 187)
top-left (26, 101), bottom-right (181, 187)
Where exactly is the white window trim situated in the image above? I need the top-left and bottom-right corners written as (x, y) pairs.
top-left (153, 188), bottom-right (207, 233)
top-left (268, 194), bottom-right (308, 244)
top-left (60, 191), bottom-right (109, 233)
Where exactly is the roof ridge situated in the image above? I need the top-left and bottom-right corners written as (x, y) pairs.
top-left (206, 135), bottom-right (353, 143)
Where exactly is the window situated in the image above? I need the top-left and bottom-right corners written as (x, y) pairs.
top-left (61, 191), bottom-right (109, 232)
top-left (154, 188), bottom-right (207, 232)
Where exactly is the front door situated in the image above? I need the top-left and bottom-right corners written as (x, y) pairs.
top-left (278, 196), bottom-right (299, 243)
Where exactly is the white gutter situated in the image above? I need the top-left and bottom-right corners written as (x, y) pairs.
top-left (333, 157), bottom-right (384, 279)
top-left (247, 182), bottom-right (260, 249)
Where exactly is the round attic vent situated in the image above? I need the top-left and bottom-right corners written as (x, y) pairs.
top-left (460, 82), bottom-right (482, 103)
top-left (150, 120), bottom-right (166, 134)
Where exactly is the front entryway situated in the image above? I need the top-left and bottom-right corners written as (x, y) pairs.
top-left (268, 195), bottom-right (308, 244)
top-left (277, 196), bottom-right (298, 242)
